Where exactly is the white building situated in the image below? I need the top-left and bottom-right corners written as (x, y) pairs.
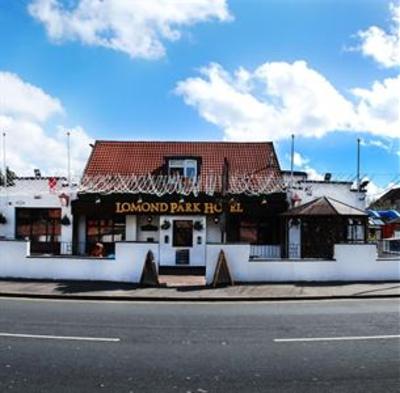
top-left (0, 141), bottom-right (398, 284)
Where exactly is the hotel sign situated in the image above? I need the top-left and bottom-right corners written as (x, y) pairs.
top-left (115, 201), bottom-right (244, 215)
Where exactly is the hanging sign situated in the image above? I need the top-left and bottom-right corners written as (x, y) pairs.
top-left (115, 201), bottom-right (244, 215)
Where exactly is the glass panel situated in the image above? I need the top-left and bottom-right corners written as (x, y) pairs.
top-left (185, 166), bottom-right (196, 179)
top-left (173, 220), bottom-right (193, 247)
top-left (16, 208), bottom-right (61, 243)
top-left (239, 226), bottom-right (258, 244)
top-left (169, 159), bottom-right (184, 167)
top-left (86, 217), bottom-right (126, 245)
top-left (169, 167), bottom-right (184, 177)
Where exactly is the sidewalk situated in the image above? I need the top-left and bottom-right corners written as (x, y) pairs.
top-left (0, 278), bottom-right (399, 301)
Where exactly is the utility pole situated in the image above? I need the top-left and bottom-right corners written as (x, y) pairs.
top-left (357, 137), bottom-right (361, 191)
top-left (2, 132), bottom-right (6, 191)
top-left (67, 131), bottom-right (71, 190)
top-left (290, 134), bottom-right (295, 188)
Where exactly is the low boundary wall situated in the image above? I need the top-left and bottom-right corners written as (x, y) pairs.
top-left (206, 244), bottom-right (400, 284)
top-left (0, 240), bottom-right (159, 283)
top-left (1, 241), bottom-right (398, 284)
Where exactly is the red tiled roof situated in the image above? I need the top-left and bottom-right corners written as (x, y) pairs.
top-left (84, 141), bottom-right (281, 179)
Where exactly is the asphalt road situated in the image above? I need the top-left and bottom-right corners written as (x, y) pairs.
top-left (0, 297), bottom-right (399, 393)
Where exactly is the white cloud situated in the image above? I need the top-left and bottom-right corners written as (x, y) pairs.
top-left (360, 138), bottom-right (393, 152)
top-left (293, 152), bottom-right (323, 180)
top-left (365, 180), bottom-right (385, 204)
top-left (293, 152), bottom-right (309, 167)
top-left (28, 0), bottom-right (232, 59)
top-left (176, 61), bottom-right (356, 141)
top-left (352, 75), bottom-right (400, 138)
top-left (0, 72), bottom-right (63, 122)
top-left (356, 2), bottom-right (400, 68)
top-left (0, 71), bottom-right (92, 176)
top-left (176, 61), bottom-right (400, 141)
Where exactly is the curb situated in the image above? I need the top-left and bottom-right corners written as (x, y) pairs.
top-left (0, 292), bottom-right (399, 302)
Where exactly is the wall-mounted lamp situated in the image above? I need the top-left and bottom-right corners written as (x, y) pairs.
top-left (58, 192), bottom-right (70, 207)
top-left (261, 197), bottom-right (267, 205)
top-left (137, 195), bottom-right (143, 203)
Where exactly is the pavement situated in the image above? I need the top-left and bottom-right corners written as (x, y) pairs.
top-left (0, 277), bottom-right (399, 301)
top-left (1, 297), bottom-right (399, 392)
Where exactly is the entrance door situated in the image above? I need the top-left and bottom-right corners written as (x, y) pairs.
top-left (173, 220), bottom-right (193, 265)
top-left (173, 220), bottom-right (193, 247)
top-left (159, 216), bottom-right (206, 267)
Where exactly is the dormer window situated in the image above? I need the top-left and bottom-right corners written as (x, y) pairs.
top-left (168, 159), bottom-right (198, 179)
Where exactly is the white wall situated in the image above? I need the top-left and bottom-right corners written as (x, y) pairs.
top-left (137, 216), bottom-right (160, 242)
top-left (296, 182), bottom-right (366, 210)
top-left (206, 244), bottom-right (400, 283)
top-left (206, 217), bottom-right (222, 243)
top-left (159, 215), bottom-right (206, 266)
top-left (0, 240), bottom-right (159, 283)
top-left (0, 192), bottom-right (74, 249)
top-left (125, 215), bottom-right (137, 241)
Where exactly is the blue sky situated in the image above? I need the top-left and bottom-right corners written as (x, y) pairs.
top-left (0, 0), bottom-right (399, 197)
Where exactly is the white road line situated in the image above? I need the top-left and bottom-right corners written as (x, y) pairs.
top-left (274, 334), bottom-right (400, 343)
top-left (0, 332), bottom-right (120, 343)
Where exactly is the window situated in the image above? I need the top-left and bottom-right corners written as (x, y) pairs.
top-left (347, 218), bottom-right (365, 242)
top-left (227, 217), bottom-right (279, 245)
top-left (168, 159), bottom-right (197, 179)
top-left (86, 217), bottom-right (126, 255)
top-left (239, 221), bottom-right (258, 244)
top-left (16, 208), bottom-right (61, 254)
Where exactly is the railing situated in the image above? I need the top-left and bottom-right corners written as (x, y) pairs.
top-left (377, 238), bottom-right (400, 258)
top-left (250, 244), bottom-right (281, 259)
top-left (250, 243), bottom-right (334, 260)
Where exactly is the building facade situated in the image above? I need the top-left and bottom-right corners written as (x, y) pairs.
top-left (1, 140), bottom-right (398, 283)
top-left (71, 141), bottom-right (287, 266)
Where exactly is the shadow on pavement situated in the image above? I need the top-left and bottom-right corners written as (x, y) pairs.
top-left (56, 281), bottom-right (140, 294)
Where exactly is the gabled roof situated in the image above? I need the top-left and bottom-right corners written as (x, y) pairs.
top-left (84, 141), bottom-right (281, 178)
top-left (282, 196), bottom-right (367, 216)
top-left (80, 141), bottom-right (283, 195)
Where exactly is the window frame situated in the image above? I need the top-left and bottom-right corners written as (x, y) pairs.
top-left (15, 208), bottom-right (61, 242)
top-left (168, 158), bottom-right (198, 179)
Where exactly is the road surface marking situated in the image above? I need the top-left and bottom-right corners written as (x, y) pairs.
top-left (274, 334), bottom-right (400, 343)
top-left (0, 332), bottom-right (120, 342)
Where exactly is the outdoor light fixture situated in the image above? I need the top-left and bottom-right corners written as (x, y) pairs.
top-left (95, 197), bottom-right (101, 204)
top-left (229, 197), bottom-right (236, 204)
top-left (147, 216), bottom-right (153, 223)
top-left (261, 197), bottom-right (267, 205)
top-left (58, 192), bottom-right (70, 207)
top-left (213, 216), bottom-right (220, 224)
top-left (179, 196), bottom-right (185, 203)
top-left (137, 195), bottom-right (143, 203)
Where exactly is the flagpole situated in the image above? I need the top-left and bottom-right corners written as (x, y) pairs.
top-left (2, 132), bottom-right (6, 194)
top-left (67, 131), bottom-right (71, 191)
top-left (290, 134), bottom-right (294, 188)
top-left (357, 137), bottom-right (361, 191)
